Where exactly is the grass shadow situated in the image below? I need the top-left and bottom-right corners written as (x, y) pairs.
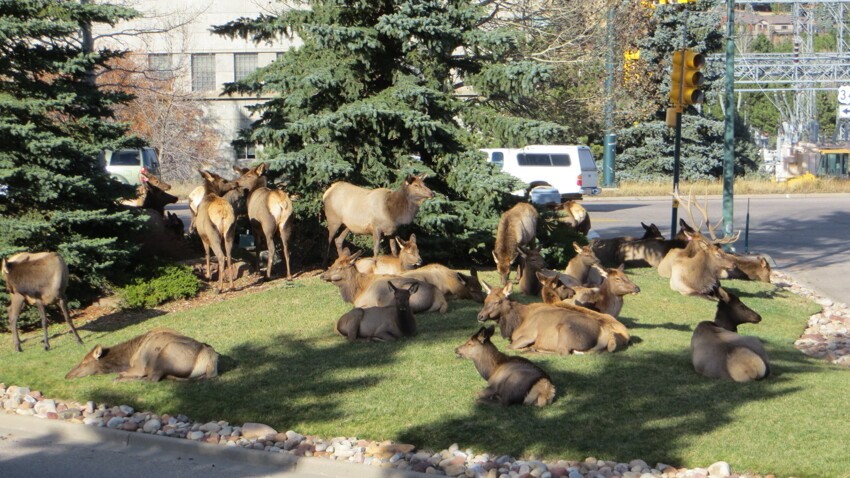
top-left (79, 309), bottom-right (167, 333)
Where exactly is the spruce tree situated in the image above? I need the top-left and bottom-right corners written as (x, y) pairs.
top-left (213, 0), bottom-right (568, 263)
top-left (0, 0), bottom-right (141, 298)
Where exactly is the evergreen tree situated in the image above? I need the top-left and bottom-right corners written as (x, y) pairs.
top-left (213, 0), bottom-right (567, 263)
top-left (0, 0), bottom-right (141, 297)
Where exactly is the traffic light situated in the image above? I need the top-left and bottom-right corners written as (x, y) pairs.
top-left (669, 48), bottom-right (705, 107)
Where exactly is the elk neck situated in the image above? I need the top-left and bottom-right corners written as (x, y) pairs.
top-left (396, 301), bottom-right (416, 336)
top-left (386, 185), bottom-right (420, 226)
top-left (498, 300), bottom-right (527, 340)
top-left (471, 342), bottom-right (509, 381)
top-left (713, 303), bottom-right (740, 332)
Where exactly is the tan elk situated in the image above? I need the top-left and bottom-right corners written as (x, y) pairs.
top-left (516, 246), bottom-right (546, 296)
top-left (477, 281), bottom-right (628, 354)
top-left (455, 326), bottom-right (556, 407)
top-left (2, 252), bottom-right (83, 352)
top-left (188, 170), bottom-right (234, 234)
top-left (658, 193), bottom-right (738, 296)
top-left (536, 272), bottom-right (604, 308)
top-left (323, 174), bottom-right (434, 262)
top-left (65, 328), bottom-right (219, 382)
top-left (236, 163), bottom-right (295, 280)
top-left (493, 202), bottom-right (538, 285)
top-left (555, 200), bottom-right (591, 235)
top-left (555, 242), bottom-right (600, 286)
top-left (585, 264), bottom-right (641, 318)
top-left (356, 234), bottom-right (421, 275)
top-left (196, 170), bottom-right (238, 292)
top-left (591, 222), bottom-right (663, 267)
top-left (321, 249), bottom-right (448, 313)
top-left (720, 253), bottom-right (771, 283)
top-left (335, 282), bottom-right (418, 341)
top-left (402, 264), bottom-right (485, 302)
top-left (691, 287), bottom-right (769, 382)
top-left (615, 221), bottom-right (692, 268)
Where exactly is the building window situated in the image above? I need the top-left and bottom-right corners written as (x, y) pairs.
top-left (191, 54), bottom-right (216, 92)
top-left (235, 143), bottom-right (256, 161)
top-left (234, 53), bottom-right (258, 82)
top-left (148, 54), bottom-right (172, 80)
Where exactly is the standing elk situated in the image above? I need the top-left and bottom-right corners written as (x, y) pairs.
top-left (356, 234), bottom-right (421, 275)
top-left (335, 282), bottom-right (419, 341)
top-left (493, 202), bottom-right (538, 285)
top-left (323, 174), bottom-right (434, 262)
top-left (402, 264), bottom-right (485, 302)
top-left (196, 170), bottom-right (239, 292)
top-left (691, 287), bottom-right (769, 382)
top-left (65, 328), bottom-right (219, 382)
top-left (321, 249), bottom-right (448, 313)
top-left (477, 281), bottom-right (628, 354)
top-left (516, 246), bottom-right (546, 296)
top-left (2, 252), bottom-right (83, 352)
top-left (658, 193), bottom-right (738, 297)
top-left (455, 326), bottom-right (556, 407)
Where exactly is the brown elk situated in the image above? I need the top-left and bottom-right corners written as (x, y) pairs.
top-left (235, 164), bottom-right (295, 280)
top-left (591, 222), bottom-right (663, 267)
top-left (402, 264), bottom-right (485, 302)
top-left (321, 249), bottom-right (448, 313)
top-left (356, 234), bottom-right (421, 275)
top-left (536, 271), bottom-right (604, 308)
top-left (2, 252), bottom-right (83, 352)
top-left (65, 328), bottom-right (219, 381)
top-left (691, 287), bottom-right (769, 382)
top-left (493, 202), bottom-right (538, 285)
top-left (477, 281), bottom-right (627, 354)
top-left (720, 253), bottom-right (771, 283)
top-left (187, 170), bottom-right (236, 234)
top-left (553, 200), bottom-right (590, 235)
top-left (658, 194), bottom-right (738, 296)
top-left (516, 246), bottom-right (546, 296)
top-left (120, 171), bottom-right (178, 217)
top-left (335, 282), bottom-right (418, 341)
top-left (323, 174), bottom-right (434, 262)
top-left (615, 221), bottom-right (692, 268)
top-left (585, 264), bottom-right (641, 318)
top-left (196, 170), bottom-right (238, 292)
top-left (559, 242), bottom-right (600, 286)
top-left (455, 326), bottom-right (556, 407)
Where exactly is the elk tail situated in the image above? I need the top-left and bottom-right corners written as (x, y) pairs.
top-left (525, 378), bottom-right (556, 407)
top-left (727, 347), bottom-right (768, 382)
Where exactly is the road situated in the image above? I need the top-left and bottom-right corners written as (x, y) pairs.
top-left (583, 194), bottom-right (850, 305)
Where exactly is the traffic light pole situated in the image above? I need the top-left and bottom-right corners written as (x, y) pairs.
top-left (722, 0), bottom-right (736, 244)
top-left (670, 109), bottom-right (682, 239)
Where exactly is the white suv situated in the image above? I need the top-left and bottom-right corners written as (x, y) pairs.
top-left (99, 147), bottom-right (162, 185)
top-left (481, 145), bottom-right (600, 199)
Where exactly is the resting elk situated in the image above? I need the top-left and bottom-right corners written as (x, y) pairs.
top-left (615, 221), bottom-right (692, 268)
top-left (591, 222), bottom-right (663, 267)
top-left (658, 193), bottom-right (737, 296)
top-left (335, 282), bottom-right (418, 341)
top-left (65, 328), bottom-right (219, 382)
top-left (477, 281), bottom-right (628, 354)
top-left (493, 202), bottom-right (538, 285)
top-left (402, 264), bottom-right (485, 302)
top-left (691, 287), bottom-right (769, 382)
top-left (585, 264), bottom-right (641, 318)
top-left (356, 234), bottom-right (421, 275)
top-left (720, 253), bottom-right (771, 283)
top-left (546, 242), bottom-right (600, 287)
top-left (554, 200), bottom-right (591, 235)
top-left (2, 252), bottom-right (83, 352)
top-left (323, 174), bottom-right (434, 262)
top-left (196, 170), bottom-right (238, 292)
top-left (455, 326), bottom-right (556, 407)
top-left (321, 249), bottom-right (447, 313)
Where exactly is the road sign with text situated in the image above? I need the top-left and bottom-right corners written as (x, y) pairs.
top-left (839, 85), bottom-right (850, 105)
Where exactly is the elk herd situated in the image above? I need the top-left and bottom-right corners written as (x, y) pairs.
top-left (4, 169), bottom-right (776, 403)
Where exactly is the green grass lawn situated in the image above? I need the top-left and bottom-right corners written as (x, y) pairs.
top-left (1, 269), bottom-right (846, 477)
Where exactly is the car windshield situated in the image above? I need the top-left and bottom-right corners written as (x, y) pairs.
top-left (110, 150), bottom-right (140, 166)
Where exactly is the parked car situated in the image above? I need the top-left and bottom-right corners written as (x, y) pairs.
top-left (481, 145), bottom-right (600, 200)
top-left (99, 147), bottom-right (162, 185)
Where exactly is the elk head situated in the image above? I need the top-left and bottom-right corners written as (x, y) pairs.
top-left (320, 248), bottom-right (363, 283)
top-left (477, 281), bottom-right (513, 323)
top-left (404, 174), bottom-right (435, 203)
top-left (595, 264), bottom-right (641, 295)
top-left (199, 170), bottom-right (239, 196)
top-left (234, 163), bottom-right (268, 195)
top-left (396, 234), bottom-right (422, 266)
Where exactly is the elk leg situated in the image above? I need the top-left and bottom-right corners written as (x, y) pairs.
top-left (388, 234), bottom-right (398, 256)
top-left (508, 334), bottom-right (536, 351)
top-left (280, 220), bottom-right (292, 280)
top-left (334, 227), bottom-right (350, 258)
top-left (35, 301), bottom-right (50, 351)
top-left (325, 221), bottom-right (342, 264)
top-left (8, 294), bottom-right (24, 352)
top-left (264, 224), bottom-right (276, 280)
top-left (59, 297), bottom-right (83, 345)
top-left (225, 224), bottom-right (235, 291)
top-left (372, 229), bottom-right (383, 258)
top-left (201, 240), bottom-right (212, 280)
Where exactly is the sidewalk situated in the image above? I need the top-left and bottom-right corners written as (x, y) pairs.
top-left (0, 413), bottom-right (428, 478)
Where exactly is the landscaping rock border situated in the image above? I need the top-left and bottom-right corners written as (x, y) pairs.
top-left (2, 270), bottom-right (839, 478)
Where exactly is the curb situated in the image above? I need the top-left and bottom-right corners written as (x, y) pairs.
top-left (583, 192), bottom-right (850, 202)
top-left (0, 413), bottom-right (431, 478)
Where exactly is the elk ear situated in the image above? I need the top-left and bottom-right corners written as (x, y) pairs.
top-left (482, 326), bottom-right (495, 341)
top-left (617, 263), bottom-right (625, 272)
top-left (517, 246), bottom-right (527, 258)
top-left (572, 242), bottom-right (582, 254)
top-left (492, 250), bottom-right (499, 265)
top-left (481, 281), bottom-right (493, 294)
top-left (715, 286), bottom-right (731, 303)
top-left (407, 282), bottom-right (419, 294)
top-left (349, 250), bottom-right (363, 262)
top-left (469, 267), bottom-right (478, 278)
top-left (396, 237), bottom-right (405, 249)
top-left (535, 271), bottom-right (547, 282)
top-left (92, 345), bottom-right (103, 360)
top-left (641, 222), bottom-right (649, 230)
top-left (341, 247), bottom-right (352, 257)
top-left (388, 281), bottom-right (398, 292)
top-left (502, 282), bottom-right (513, 297)
top-left (408, 233), bottom-right (416, 243)
top-left (405, 175), bottom-right (417, 184)
top-left (256, 163), bottom-right (267, 175)
top-left (456, 273), bottom-right (468, 286)
top-left (200, 170), bottom-right (213, 181)
top-left (593, 263), bottom-right (608, 277)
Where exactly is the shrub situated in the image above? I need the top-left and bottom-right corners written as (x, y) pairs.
top-left (120, 265), bottom-right (201, 309)
top-left (537, 209), bottom-right (588, 269)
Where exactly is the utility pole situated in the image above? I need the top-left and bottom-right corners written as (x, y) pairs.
top-left (603, 4), bottom-right (616, 188)
top-left (722, 0), bottom-right (736, 241)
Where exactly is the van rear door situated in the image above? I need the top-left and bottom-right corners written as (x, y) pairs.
top-left (577, 148), bottom-right (599, 190)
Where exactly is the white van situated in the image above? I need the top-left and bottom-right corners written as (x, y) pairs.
top-left (481, 145), bottom-right (600, 199)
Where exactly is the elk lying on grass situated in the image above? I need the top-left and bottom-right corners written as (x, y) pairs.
top-left (402, 264), bottom-right (485, 302)
top-left (536, 272), bottom-right (603, 308)
top-left (615, 221), bottom-right (692, 268)
top-left (691, 287), bottom-right (769, 382)
top-left (455, 326), bottom-right (556, 407)
top-left (493, 202), bottom-right (538, 285)
top-left (555, 242), bottom-right (600, 286)
top-left (477, 282), bottom-right (628, 354)
top-left (237, 164), bottom-right (295, 280)
top-left (591, 222), bottom-right (663, 267)
top-left (587, 264), bottom-right (641, 318)
top-left (65, 328), bottom-right (219, 382)
top-left (516, 246), bottom-right (546, 296)
top-left (196, 170), bottom-right (238, 292)
top-left (2, 252), bottom-right (83, 352)
top-left (658, 194), bottom-right (738, 296)
top-left (356, 234), bottom-right (421, 275)
top-left (321, 249), bottom-right (447, 313)
top-left (335, 282), bottom-right (418, 341)
top-left (323, 174), bottom-right (434, 262)
top-left (720, 253), bottom-right (771, 283)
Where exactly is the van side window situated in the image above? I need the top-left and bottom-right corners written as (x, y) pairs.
top-left (491, 152), bottom-right (504, 169)
top-left (518, 153), bottom-right (552, 166)
top-left (111, 150), bottom-right (140, 166)
top-left (143, 149), bottom-right (159, 168)
top-left (550, 154), bottom-right (570, 166)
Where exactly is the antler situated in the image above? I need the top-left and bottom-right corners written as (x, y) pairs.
top-left (671, 189), bottom-right (741, 245)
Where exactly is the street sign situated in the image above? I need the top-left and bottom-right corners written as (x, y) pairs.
top-left (840, 85), bottom-right (850, 105)
top-left (839, 105), bottom-right (850, 120)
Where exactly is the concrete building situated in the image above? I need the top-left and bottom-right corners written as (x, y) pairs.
top-left (94, 0), bottom-right (301, 165)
